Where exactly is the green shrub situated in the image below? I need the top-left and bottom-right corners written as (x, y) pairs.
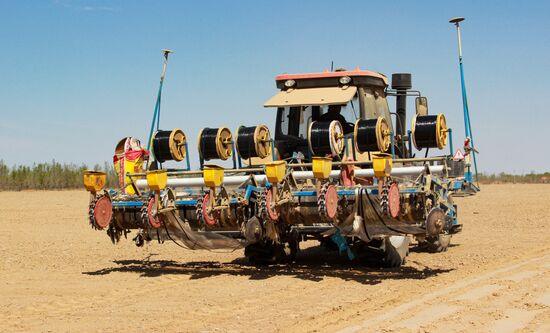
top-left (477, 172), bottom-right (550, 184)
top-left (0, 160), bottom-right (118, 191)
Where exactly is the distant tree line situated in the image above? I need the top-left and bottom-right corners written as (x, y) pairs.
top-left (0, 160), bottom-right (548, 191)
top-left (0, 160), bottom-right (117, 191)
top-left (477, 172), bottom-right (550, 184)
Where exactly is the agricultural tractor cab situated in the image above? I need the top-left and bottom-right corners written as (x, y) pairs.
top-left (84, 66), bottom-right (478, 267)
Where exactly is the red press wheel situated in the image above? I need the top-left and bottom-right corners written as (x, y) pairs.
top-left (266, 189), bottom-right (280, 221)
top-left (202, 193), bottom-right (218, 226)
top-left (93, 196), bottom-right (113, 229)
top-left (147, 196), bottom-right (163, 229)
top-left (388, 183), bottom-right (401, 219)
top-left (325, 185), bottom-right (338, 219)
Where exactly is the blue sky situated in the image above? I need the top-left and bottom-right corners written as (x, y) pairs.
top-left (0, 0), bottom-right (549, 173)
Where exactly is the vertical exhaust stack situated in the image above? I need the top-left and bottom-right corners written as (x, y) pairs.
top-left (391, 73), bottom-right (412, 157)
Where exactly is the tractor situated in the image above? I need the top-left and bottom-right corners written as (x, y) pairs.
top-left (84, 66), bottom-right (478, 267)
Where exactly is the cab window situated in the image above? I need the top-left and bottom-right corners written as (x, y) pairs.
top-left (277, 106), bottom-right (319, 139)
top-left (362, 88), bottom-right (393, 131)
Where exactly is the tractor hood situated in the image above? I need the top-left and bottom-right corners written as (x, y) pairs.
top-left (264, 86), bottom-right (357, 108)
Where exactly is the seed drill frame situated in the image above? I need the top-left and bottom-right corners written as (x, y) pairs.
top-left (84, 67), bottom-right (478, 266)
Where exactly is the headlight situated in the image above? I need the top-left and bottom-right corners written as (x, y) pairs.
top-left (284, 79), bottom-right (296, 88)
top-left (339, 76), bottom-right (351, 85)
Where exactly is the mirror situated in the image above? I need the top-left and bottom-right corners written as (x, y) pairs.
top-left (415, 97), bottom-right (428, 116)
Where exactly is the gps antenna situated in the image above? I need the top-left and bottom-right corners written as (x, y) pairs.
top-left (449, 17), bottom-right (478, 185)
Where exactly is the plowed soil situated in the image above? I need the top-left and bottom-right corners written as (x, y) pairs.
top-left (1, 184), bottom-right (549, 332)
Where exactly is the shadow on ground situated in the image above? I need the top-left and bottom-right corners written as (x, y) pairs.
top-left (409, 243), bottom-right (459, 253)
top-left (83, 246), bottom-right (453, 284)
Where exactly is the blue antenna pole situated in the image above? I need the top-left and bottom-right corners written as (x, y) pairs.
top-left (147, 49), bottom-right (174, 152)
top-left (450, 17), bottom-right (478, 184)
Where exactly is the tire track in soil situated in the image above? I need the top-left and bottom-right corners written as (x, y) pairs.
top-left (389, 262), bottom-right (549, 332)
top-left (336, 249), bottom-right (550, 333)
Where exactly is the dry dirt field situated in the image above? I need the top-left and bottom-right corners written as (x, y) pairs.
top-left (1, 184), bottom-right (549, 332)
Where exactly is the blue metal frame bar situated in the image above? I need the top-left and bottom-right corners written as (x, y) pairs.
top-left (458, 47), bottom-right (479, 183)
top-left (113, 201), bottom-right (145, 207)
top-left (111, 184), bottom-right (426, 209)
top-left (231, 143), bottom-right (238, 170)
top-left (146, 84), bottom-right (163, 152)
top-left (183, 142), bottom-right (191, 171)
top-left (244, 185), bottom-right (258, 201)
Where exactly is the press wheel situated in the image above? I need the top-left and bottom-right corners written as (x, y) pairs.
top-left (147, 196), bottom-right (163, 229)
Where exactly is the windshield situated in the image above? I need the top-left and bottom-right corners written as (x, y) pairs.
top-left (277, 94), bottom-right (360, 140)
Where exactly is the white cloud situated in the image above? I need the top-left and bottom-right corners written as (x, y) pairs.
top-left (83, 5), bottom-right (114, 12)
top-left (53, 0), bottom-right (115, 12)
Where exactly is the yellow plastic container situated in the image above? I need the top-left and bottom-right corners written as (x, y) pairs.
top-left (312, 157), bottom-right (333, 180)
top-left (83, 170), bottom-right (106, 193)
top-left (146, 170), bottom-right (168, 192)
top-left (203, 164), bottom-right (225, 188)
top-left (265, 160), bottom-right (287, 184)
top-left (372, 153), bottom-right (393, 178)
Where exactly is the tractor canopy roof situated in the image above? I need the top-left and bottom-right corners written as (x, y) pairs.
top-left (274, 68), bottom-right (388, 90)
top-left (264, 86), bottom-right (358, 107)
top-left (264, 68), bottom-right (387, 108)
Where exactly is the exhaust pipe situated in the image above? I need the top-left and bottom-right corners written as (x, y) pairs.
top-left (391, 73), bottom-right (412, 157)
